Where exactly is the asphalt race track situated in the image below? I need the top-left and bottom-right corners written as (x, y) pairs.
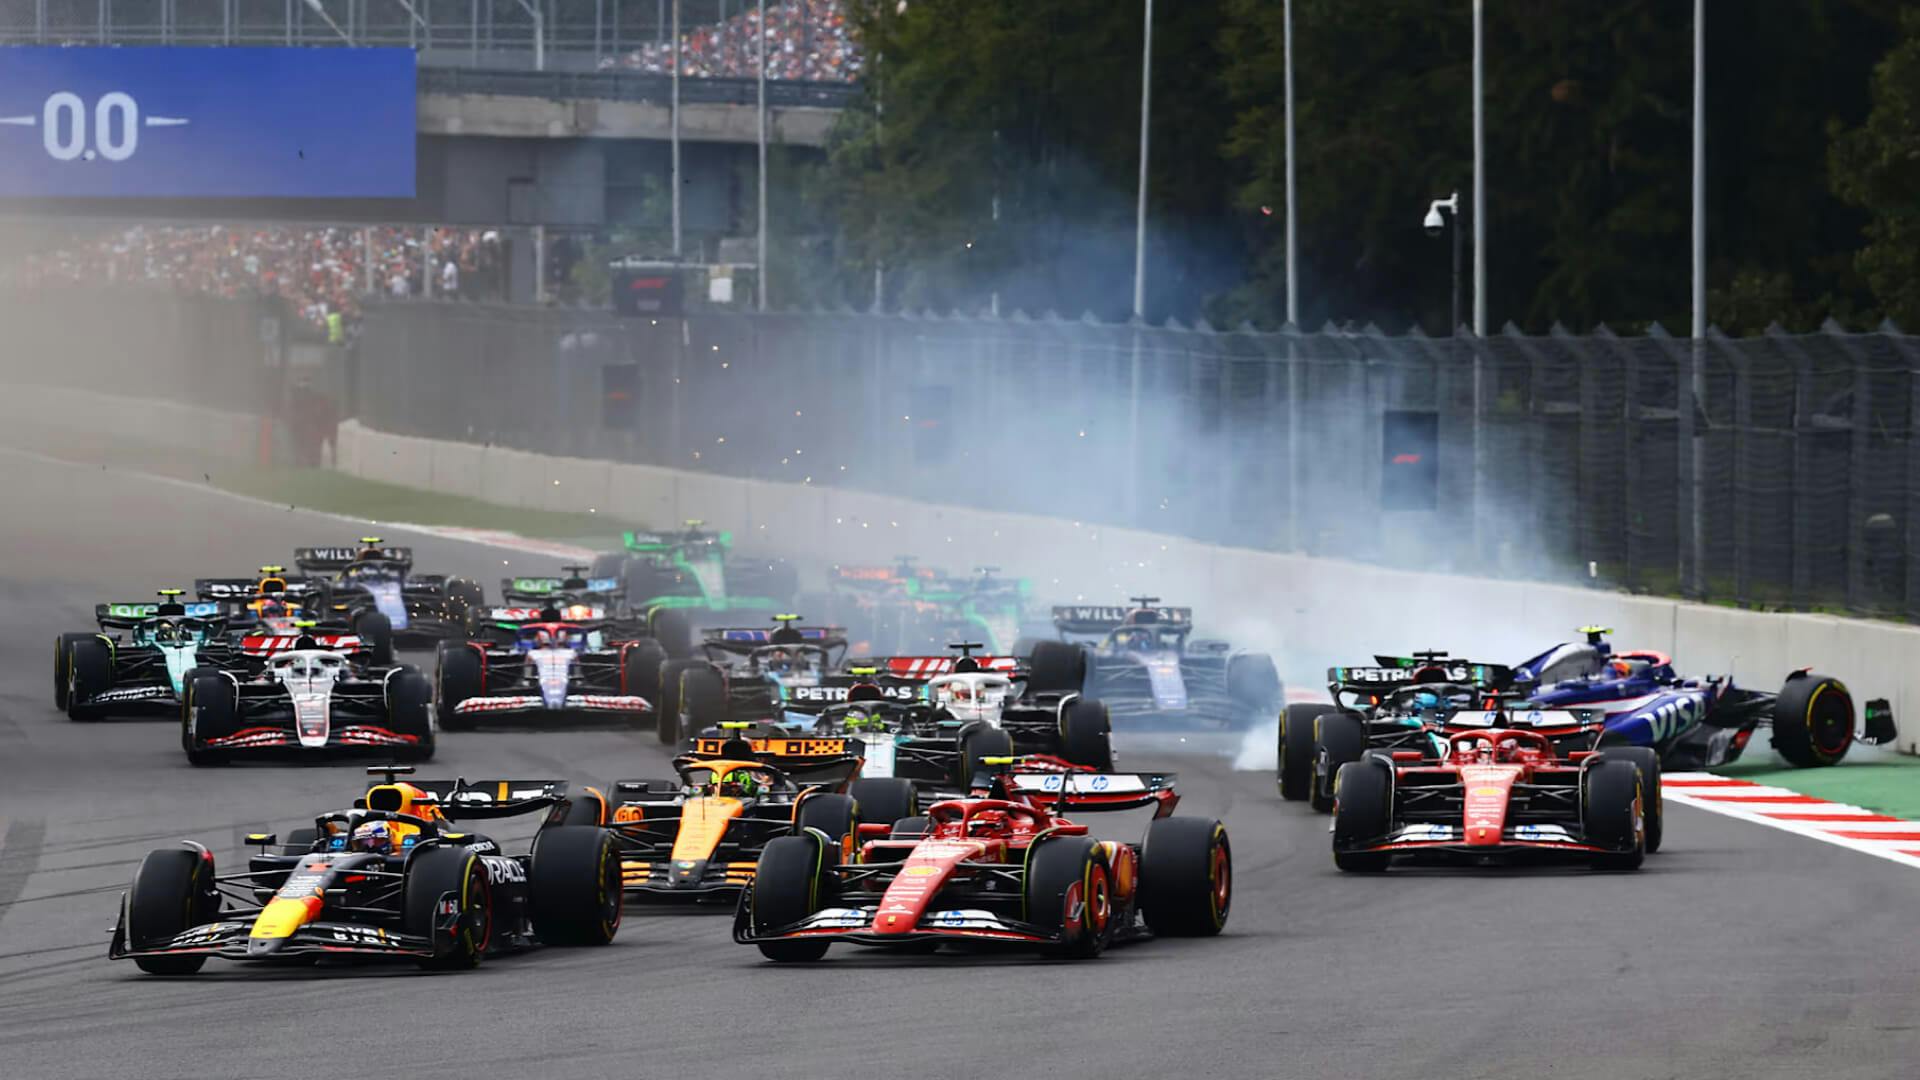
top-left (2, 448), bottom-right (1918, 1080)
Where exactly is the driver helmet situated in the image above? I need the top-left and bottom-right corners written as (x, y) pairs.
top-left (1411, 689), bottom-right (1442, 712)
top-left (717, 769), bottom-right (761, 799)
top-left (256, 597), bottom-right (287, 620)
top-left (1609, 658), bottom-right (1650, 680)
top-left (966, 809), bottom-right (1009, 835)
top-left (351, 820), bottom-right (395, 854)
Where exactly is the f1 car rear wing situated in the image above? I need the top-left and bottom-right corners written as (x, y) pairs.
top-left (195, 577), bottom-right (323, 602)
top-left (873, 655), bottom-right (1021, 680)
top-left (362, 769), bottom-right (571, 819)
top-left (780, 674), bottom-right (925, 709)
top-left (499, 575), bottom-right (623, 602)
top-left (1049, 604), bottom-right (1193, 634)
top-left (1327, 659), bottom-right (1514, 694)
top-left (623, 524), bottom-right (732, 555)
top-left (95, 600), bottom-right (222, 627)
top-left (295, 546), bottom-right (413, 573)
top-left (994, 764), bottom-right (1181, 817)
top-left (480, 605), bottom-right (614, 625)
top-left (686, 732), bottom-right (864, 785)
top-left (704, 625), bottom-right (844, 645)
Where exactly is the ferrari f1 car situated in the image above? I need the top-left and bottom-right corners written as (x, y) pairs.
top-left (590, 521), bottom-right (798, 627)
top-left (435, 608), bottom-right (658, 731)
top-left (297, 539), bottom-right (485, 649)
top-left (56, 592), bottom-right (241, 721)
top-left (734, 760), bottom-right (1230, 960)
top-left (1330, 708), bottom-right (1649, 872)
top-left (1052, 599), bottom-right (1281, 727)
top-left (563, 752), bottom-right (917, 902)
top-left (108, 767), bottom-right (622, 973)
top-left (1508, 628), bottom-right (1896, 769)
top-left (180, 628), bottom-right (434, 765)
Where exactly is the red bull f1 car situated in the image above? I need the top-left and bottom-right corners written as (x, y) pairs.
top-left (109, 768), bottom-right (622, 973)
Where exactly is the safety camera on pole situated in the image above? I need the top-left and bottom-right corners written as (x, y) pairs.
top-left (1424, 192), bottom-right (1464, 337)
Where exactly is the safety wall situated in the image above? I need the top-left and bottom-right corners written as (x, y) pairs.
top-left (333, 419), bottom-right (1920, 756)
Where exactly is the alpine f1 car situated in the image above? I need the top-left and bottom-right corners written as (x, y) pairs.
top-left (1051, 599), bottom-right (1282, 727)
top-left (1508, 627), bottom-right (1896, 769)
top-left (1330, 707), bottom-right (1649, 872)
top-left (435, 608), bottom-right (657, 731)
top-left (1278, 652), bottom-right (1513, 812)
top-left (180, 628), bottom-right (434, 765)
top-left (57, 592), bottom-right (241, 721)
top-left (565, 752), bottom-right (916, 902)
top-left (734, 759), bottom-right (1230, 960)
top-left (589, 521), bottom-right (798, 629)
top-left (296, 539), bottom-right (485, 649)
top-left (109, 767), bottom-right (622, 973)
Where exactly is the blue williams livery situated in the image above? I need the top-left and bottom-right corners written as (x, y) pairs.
top-left (1050, 598), bottom-right (1281, 727)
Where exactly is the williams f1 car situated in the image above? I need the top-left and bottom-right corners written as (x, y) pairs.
top-left (1052, 599), bottom-right (1281, 727)
top-left (296, 539), bottom-right (485, 649)
top-left (108, 767), bottom-right (622, 973)
top-left (734, 760), bottom-right (1230, 960)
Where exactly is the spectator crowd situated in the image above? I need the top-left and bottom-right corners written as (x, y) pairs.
top-left (600, 0), bottom-right (862, 82)
top-left (3, 225), bottom-right (504, 337)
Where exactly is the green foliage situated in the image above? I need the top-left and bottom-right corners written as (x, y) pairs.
top-left (1832, 8), bottom-right (1920, 329)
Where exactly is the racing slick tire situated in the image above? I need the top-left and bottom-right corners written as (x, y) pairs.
top-left (1278, 703), bottom-right (1328, 800)
top-left (553, 788), bottom-right (609, 828)
top-left (404, 847), bottom-right (493, 970)
top-left (435, 643), bottom-right (483, 732)
top-left (957, 727), bottom-right (1015, 788)
top-left (528, 826), bottom-right (623, 946)
top-left (1582, 759), bottom-right (1647, 871)
top-left (352, 609), bottom-right (396, 667)
top-left (646, 606), bottom-right (695, 660)
top-left (794, 793), bottom-right (858, 844)
top-left (1771, 672), bottom-right (1855, 768)
top-left (127, 847), bottom-right (218, 975)
top-left (387, 668), bottom-right (436, 762)
top-left (656, 661), bottom-right (724, 745)
top-left (63, 635), bottom-right (113, 721)
top-left (619, 639), bottom-right (669, 727)
top-left (54, 631), bottom-right (94, 710)
top-left (1059, 698), bottom-right (1116, 771)
top-left (1311, 710), bottom-right (1368, 813)
top-left (1227, 652), bottom-right (1283, 714)
top-left (1025, 836), bottom-right (1113, 959)
top-left (1138, 817), bottom-right (1232, 937)
top-left (1027, 641), bottom-right (1088, 695)
top-left (1330, 760), bottom-right (1394, 873)
top-left (1602, 746), bottom-right (1663, 854)
top-left (849, 778), bottom-right (917, 828)
top-left (751, 834), bottom-right (834, 961)
top-left (181, 671), bottom-right (236, 767)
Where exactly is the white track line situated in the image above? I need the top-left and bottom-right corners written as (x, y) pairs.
top-left (1665, 773), bottom-right (1920, 870)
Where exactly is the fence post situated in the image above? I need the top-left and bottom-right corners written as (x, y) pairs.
top-left (1845, 328), bottom-right (1870, 613)
top-left (1789, 336), bottom-right (1815, 608)
top-left (1726, 331), bottom-right (1753, 605)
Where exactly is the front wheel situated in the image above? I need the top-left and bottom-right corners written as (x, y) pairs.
top-left (1330, 760), bottom-right (1393, 873)
top-left (1771, 673), bottom-right (1855, 768)
top-left (528, 827), bottom-right (622, 946)
top-left (752, 834), bottom-right (833, 962)
top-left (1311, 710), bottom-right (1367, 813)
top-left (181, 673), bottom-right (236, 767)
top-left (1025, 836), bottom-right (1112, 959)
top-left (387, 669), bottom-right (436, 762)
top-left (353, 610), bottom-right (395, 667)
top-left (1603, 746), bottom-right (1663, 854)
top-left (1583, 759), bottom-right (1646, 871)
top-left (65, 635), bottom-right (113, 721)
top-left (1138, 817), bottom-right (1231, 937)
top-left (404, 847), bottom-right (492, 970)
top-left (127, 847), bottom-right (217, 975)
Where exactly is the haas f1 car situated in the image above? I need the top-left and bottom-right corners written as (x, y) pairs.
top-left (57, 592), bottom-right (240, 721)
top-left (109, 768), bottom-right (622, 973)
top-left (1331, 708), bottom-right (1652, 872)
top-left (180, 628), bottom-right (434, 765)
top-left (436, 608), bottom-right (658, 731)
top-left (297, 539), bottom-right (485, 649)
top-left (1052, 599), bottom-right (1281, 727)
top-left (735, 761), bottom-right (1230, 960)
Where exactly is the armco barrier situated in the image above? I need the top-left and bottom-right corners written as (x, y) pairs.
top-left (332, 419), bottom-right (1920, 756)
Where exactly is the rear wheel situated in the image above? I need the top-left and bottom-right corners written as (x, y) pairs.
top-left (64, 636), bottom-right (113, 721)
top-left (1058, 698), bottom-right (1115, 771)
top-left (620, 639), bottom-right (669, 728)
top-left (1138, 817), bottom-right (1231, 937)
top-left (848, 778), bottom-right (917, 828)
top-left (1604, 746), bottom-right (1663, 854)
top-left (1311, 711), bottom-right (1368, 813)
top-left (1027, 641), bottom-right (1087, 694)
top-left (435, 644), bottom-right (483, 732)
top-left (1330, 760), bottom-right (1394, 873)
top-left (181, 673), bottom-right (235, 767)
top-left (1771, 673), bottom-right (1855, 768)
top-left (1277, 703), bottom-right (1326, 800)
top-left (1025, 836), bottom-right (1112, 959)
top-left (54, 631), bottom-right (93, 709)
top-left (1227, 652), bottom-right (1282, 714)
top-left (656, 662), bottom-right (724, 745)
top-left (653, 660), bottom-right (699, 744)
top-left (386, 669), bottom-right (436, 762)
top-left (795, 793), bottom-right (858, 844)
top-left (1583, 759), bottom-right (1646, 871)
top-left (957, 727), bottom-right (1014, 788)
top-left (353, 610), bottom-right (395, 667)
top-left (404, 847), bottom-right (491, 970)
top-left (646, 606), bottom-right (694, 660)
top-left (127, 847), bottom-right (217, 975)
top-left (528, 827), bottom-right (622, 946)
top-left (752, 834), bottom-right (833, 961)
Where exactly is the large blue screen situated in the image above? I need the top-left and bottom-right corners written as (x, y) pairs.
top-left (0, 47), bottom-right (415, 198)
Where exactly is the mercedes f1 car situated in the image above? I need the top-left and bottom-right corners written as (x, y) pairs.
top-left (57, 592), bottom-right (241, 721)
top-left (564, 752), bottom-right (916, 902)
top-left (109, 767), bottom-right (622, 973)
top-left (1330, 708), bottom-right (1649, 872)
top-left (649, 615), bottom-right (853, 744)
top-left (590, 521), bottom-right (798, 627)
top-left (1052, 599), bottom-right (1281, 727)
top-left (180, 628), bottom-right (434, 765)
top-left (435, 608), bottom-right (657, 731)
top-left (734, 760), bottom-right (1230, 960)
top-left (296, 538), bottom-right (485, 649)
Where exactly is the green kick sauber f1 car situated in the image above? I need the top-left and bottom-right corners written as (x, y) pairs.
top-left (590, 520), bottom-right (798, 626)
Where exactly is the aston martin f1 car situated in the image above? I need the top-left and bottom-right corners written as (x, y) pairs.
top-left (568, 753), bottom-right (915, 901)
top-left (109, 768), bottom-right (622, 973)
top-left (734, 761), bottom-right (1230, 960)
top-left (1330, 709), bottom-right (1648, 872)
top-left (180, 630), bottom-right (434, 765)
top-left (1509, 627), bottom-right (1896, 769)
top-left (499, 566), bottom-right (626, 611)
top-left (435, 609), bottom-right (657, 731)
top-left (56, 592), bottom-right (241, 720)
top-left (296, 538), bottom-right (485, 649)
top-left (1052, 599), bottom-right (1281, 727)
top-left (589, 521), bottom-right (798, 627)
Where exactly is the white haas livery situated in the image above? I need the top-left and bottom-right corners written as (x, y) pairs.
top-left (181, 637), bottom-right (435, 765)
